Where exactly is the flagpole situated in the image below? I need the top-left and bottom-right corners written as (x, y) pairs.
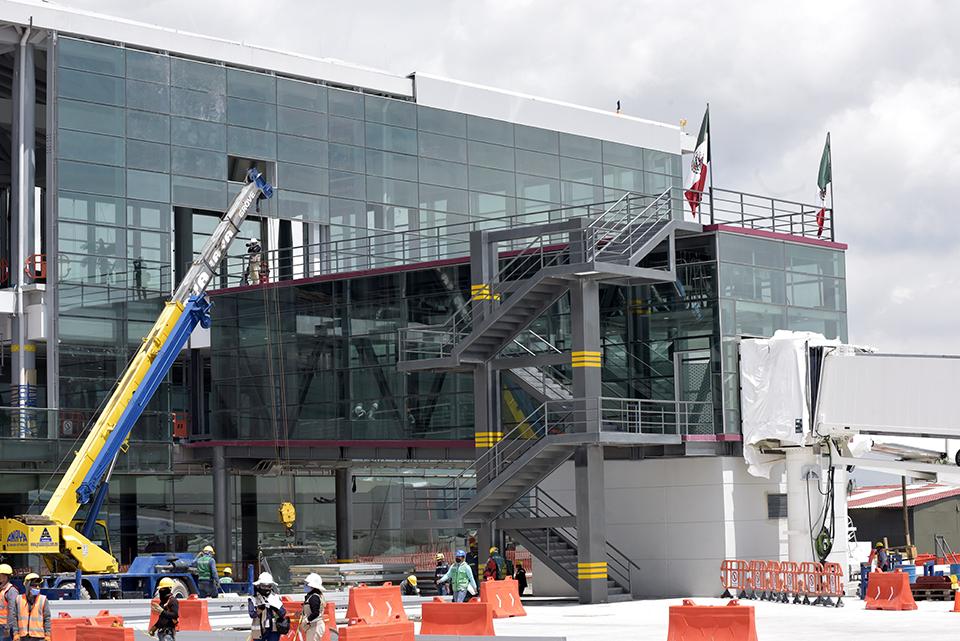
top-left (827, 131), bottom-right (835, 242)
top-left (706, 103), bottom-right (714, 225)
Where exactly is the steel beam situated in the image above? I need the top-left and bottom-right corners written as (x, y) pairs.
top-left (212, 445), bottom-right (231, 562)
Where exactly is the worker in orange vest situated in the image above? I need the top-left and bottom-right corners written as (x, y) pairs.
top-left (0, 564), bottom-right (19, 641)
top-left (13, 573), bottom-right (49, 641)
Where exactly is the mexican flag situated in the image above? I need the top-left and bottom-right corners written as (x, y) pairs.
top-left (816, 133), bottom-right (832, 238)
top-left (684, 107), bottom-right (710, 220)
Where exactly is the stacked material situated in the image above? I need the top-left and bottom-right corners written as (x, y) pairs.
top-left (289, 563), bottom-right (415, 589)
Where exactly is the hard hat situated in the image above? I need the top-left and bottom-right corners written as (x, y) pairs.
top-left (157, 577), bottom-right (177, 590)
top-left (876, 541), bottom-right (885, 548)
top-left (304, 573), bottom-right (324, 591)
top-left (223, 567), bottom-right (232, 575)
top-left (0, 563), bottom-right (12, 575)
top-left (455, 549), bottom-right (466, 558)
top-left (249, 237), bottom-right (260, 244)
top-left (436, 553), bottom-right (445, 561)
top-left (489, 546), bottom-right (498, 554)
top-left (407, 575), bottom-right (417, 586)
top-left (202, 545), bottom-right (215, 554)
top-left (254, 572), bottom-right (276, 586)
top-left (23, 573), bottom-right (40, 584)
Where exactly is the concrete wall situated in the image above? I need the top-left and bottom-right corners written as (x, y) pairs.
top-left (533, 456), bottom-right (789, 598)
top-left (916, 500), bottom-right (960, 553)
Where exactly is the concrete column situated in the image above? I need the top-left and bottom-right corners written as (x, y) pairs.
top-left (212, 446), bottom-right (231, 562)
top-left (785, 447), bottom-right (818, 562)
top-left (335, 468), bottom-right (354, 562)
top-left (240, 476), bottom-right (259, 567)
top-left (570, 279), bottom-right (602, 430)
top-left (575, 444), bottom-right (608, 604)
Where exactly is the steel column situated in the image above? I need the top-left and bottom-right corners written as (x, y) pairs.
top-left (570, 279), bottom-right (602, 430)
top-left (212, 445), bottom-right (231, 562)
top-left (335, 467), bottom-right (354, 562)
top-left (575, 444), bottom-right (608, 603)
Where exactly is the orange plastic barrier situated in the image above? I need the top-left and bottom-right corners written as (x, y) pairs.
top-left (744, 560), bottom-right (762, 600)
top-left (420, 597), bottom-right (495, 636)
top-left (720, 560), bottom-right (748, 598)
top-left (479, 577), bottom-right (526, 618)
top-left (323, 601), bottom-right (336, 641)
top-left (347, 583), bottom-right (408, 625)
top-left (148, 595), bottom-right (213, 631)
top-left (666, 599), bottom-right (758, 641)
top-left (780, 561), bottom-right (798, 603)
top-left (338, 621), bottom-right (415, 641)
top-left (51, 613), bottom-right (96, 641)
top-left (865, 571), bottom-right (917, 611)
top-left (91, 610), bottom-right (124, 627)
top-left (953, 588), bottom-right (960, 613)
top-left (820, 562), bottom-right (844, 607)
top-left (75, 626), bottom-right (134, 641)
top-left (280, 596), bottom-right (303, 641)
top-left (797, 562), bottom-right (823, 605)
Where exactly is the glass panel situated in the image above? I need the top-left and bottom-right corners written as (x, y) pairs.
top-left (227, 126), bottom-right (276, 159)
top-left (278, 191), bottom-right (328, 222)
top-left (469, 165), bottom-right (515, 196)
top-left (172, 146), bottom-right (226, 181)
top-left (328, 88), bottom-right (364, 118)
top-left (126, 49), bottom-right (170, 84)
top-left (718, 234), bottom-right (784, 269)
top-left (127, 169), bottom-right (170, 202)
top-left (602, 141), bottom-right (644, 170)
top-left (365, 122), bottom-right (416, 155)
top-left (419, 131), bottom-right (466, 163)
top-left (559, 133), bottom-right (602, 161)
top-left (59, 99), bottom-right (124, 136)
top-left (644, 149), bottom-right (679, 176)
top-left (515, 124), bottom-right (558, 154)
top-left (720, 264), bottom-right (785, 304)
top-left (603, 165), bottom-right (643, 192)
top-left (787, 273), bottom-right (846, 311)
top-left (419, 157), bottom-right (467, 189)
top-left (420, 184), bottom-right (468, 214)
top-left (516, 173), bottom-right (560, 203)
top-left (366, 150), bottom-right (418, 182)
top-left (467, 140), bottom-right (514, 171)
top-left (126, 110), bottom-right (170, 144)
top-left (58, 192), bottom-right (124, 225)
top-left (365, 95), bottom-right (417, 129)
top-left (128, 200), bottom-right (169, 230)
top-left (467, 115), bottom-right (514, 146)
top-left (171, 58), bottom-right (225, 93)
top-left (277, 107), bottom-right (326, 139)
top-left (279, 163), bottom-right (327, 194)
top-left (277, 78), bottom-right (327, 112)
top-left (516, 149), bottom-right (559, 178)
top-left (171, 175), bottom-right (227, 210)
top-left (59, 68), bottom-right (125, 106)
top-left (470, 192), bottom-right (515, 218)
top-left (58, 221), bottom-right (122, 255)
top-left (170, 117), bottom-right (226, 151)
top-left (562, 180), bottom-right (603, 206)
top-left (786, 244), bottom-right (845, 278)
top-left (227, 68), bottom-right (275, 102)
top-left (733, 301), bottom-right (785, 337)
top-left (59, 160), bottom-right (125, 196)
top-left (127, 229), bottom-right (170, 262)
top-left (329, 116), bottom-right (365, 146)
top-left (59, 38), bottom-right (125, 76)
top-left (126, 79), bottom-right (169, 113)
top-left (59, 130), bottom-right (124, 166)
top-left (227, 97), bottom-right (276, 130)
top-left (278, 135), bottom-right (327, 166)
top-left (560, 157), bottom-right (602, 185)
top-left (329, 171), bottom-right (365, 200)
top-left (171, 87), bottom-right (227, 123)
top-left (367, 176), bottom-right (419, 208)
top-left (418, 106), bottom-right (466, 138)
top-left (329, 144), bottom-right (365, 173)
top-left (787, 308), bottom-right (846, 340)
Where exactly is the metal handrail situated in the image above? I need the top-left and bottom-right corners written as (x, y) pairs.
top-left (588, 190), bottom-right (672, 263)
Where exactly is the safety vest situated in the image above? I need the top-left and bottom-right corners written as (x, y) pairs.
top-left (17, 594), bottom-right (47, 638)
top-left (0, 583), bottom-right (12, 625)
top-left (197, 555), bottom-right (215, 580)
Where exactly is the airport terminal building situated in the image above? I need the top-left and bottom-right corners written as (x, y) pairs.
top-left (0, 0), bottom-right (847, 600)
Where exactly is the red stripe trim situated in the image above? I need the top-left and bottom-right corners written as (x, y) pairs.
top-left (703, 224), bottom-right (848, 250)
top-left (184, 439), bottom-right (474, 449)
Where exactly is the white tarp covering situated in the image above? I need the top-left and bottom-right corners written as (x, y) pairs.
top-left (739, 331), bottom-right (841, 477)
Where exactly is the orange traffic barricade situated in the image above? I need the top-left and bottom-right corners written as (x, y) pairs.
top-left (864, 571), bottom-right (917, 611)
top-left (280, 596), bottom-right (303, 641)
top-left (744, 560), bottom-right (762, 600)
top-left (821, 562), bottom-right (844, 607)
top-left (780, 561), bottom-right (799, 604)
top-left (75, 626), bottom-right (134, 641)
top-left (720, 560), bottom-right (748, 599)
top-left (798, 562), bottom-right (823, 605)
top-left (479, 577), bottom-right (526, 618)
top-left (953, 588), bottom-right (960, 613)
top-left (339, 621), bottom-right (415, 641)
top-left (148, 594), bottom-right (212, 631)
top-left (347, 583), bottom-right (408, 625)
top-left (91, 610), bottom-right (124, 627)
top-left (420, 597), bottom-right (495, 636)
top-left (666, 599), bottom-right (758, 641)
top-left (51, 612), bottom-right (95, 641)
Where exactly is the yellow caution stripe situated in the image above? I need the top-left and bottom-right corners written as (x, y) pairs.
top-left (11, 344), bottom-right (36, 352)
top-left (571, 350), bottom-right (602, 368)
top-left (471, 284), bottom-right (501, 301)
top-left (475, 431), bottom-right (504, 448)
top-left (577, 561), bottom-right (608, 580)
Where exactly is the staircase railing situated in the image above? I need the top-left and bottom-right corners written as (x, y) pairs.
top-left (586, 189), bottom-right (673, 263)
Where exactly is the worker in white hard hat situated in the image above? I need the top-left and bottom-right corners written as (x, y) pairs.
top-left (299, 573), bottom-right (326, 641)
top-left (0, 564), bottom-right (19, 641)
top-left (248, 572), bottom-right (288, 641)
top-left (400, 574), bottom-right (420, 596)
top-left (434, 553), bottom-right (450, 596)
top-left (12, 573), bottom-right (49, 641)
top-left (246, 237), bottom-right (263, 284)
top-left (195, 545), bottom-right (219, 598)
top-left (148, 577), bottom-right (180, 641)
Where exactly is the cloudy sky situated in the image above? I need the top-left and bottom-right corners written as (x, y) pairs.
top-left (66, 0), bottom-right (960, 354)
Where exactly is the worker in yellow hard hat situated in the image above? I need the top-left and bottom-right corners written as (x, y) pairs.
top-left (13, 573), bottom-right (49, 641)
top-left (0, 563), bottom-right (19, 641)
top-left (400, 574), bottom-right (420, 596)
top-left (434, 553), bottom-right (450, 596)
top-left (484, 546), bottom-right (506, 581)
top-left (195, 545), bottom-right (219, 598)
top-left (219, 567), bottom-right (234, 585)
top-left (149, 577), bottom-right (180, 640)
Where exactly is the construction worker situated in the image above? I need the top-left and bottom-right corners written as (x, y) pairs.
top-left (149, 577), bottom-right (180, 641)
top-left (868, 541), bottom-right (892, 572)
top-left (483, 546), bottom-right (506, 581)
top-left (248, 572), bottom-right (288, 641)
top-left (434, 553), bottom-right (450, 596)
top-left (436, 550), bottom-right (477, 603)
top-left (12, 573), bottom-right (49, 641)
top-left (195, 545), bottom-right (219, 598)
top-left (0, 564), bottom-right (19, 641)
top-left (466, 543), bottom-right (479, 586)
top-left (219, 567), bottom-right (234, 585)
top-left (400, 575), bottom-right (420, 596)
top-left (514, 563), bottom-right (528, 596)
top-left (300, 573), bottom-right (326, 641)
top-left (246, 238), bottom-right (263, 284)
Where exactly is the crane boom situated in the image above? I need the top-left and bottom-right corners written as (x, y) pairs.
top-left (0, 168), bottom-right (273, 573)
